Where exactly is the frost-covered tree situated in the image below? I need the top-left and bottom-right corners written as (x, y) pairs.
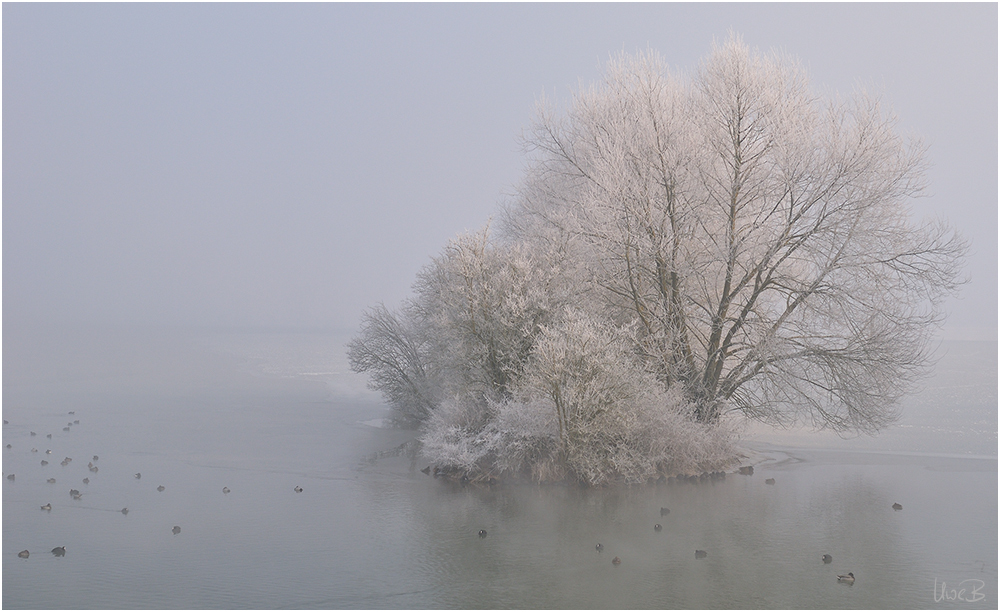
top-left (347, 302), bottom-right (437, 427)
top-left (350, 35), bottom-right (967, 484)
top-left (505, 35), bottom-right (967, 432)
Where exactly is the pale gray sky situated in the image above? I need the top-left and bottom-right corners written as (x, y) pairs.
top-left (4, 3), bottom-right (996, 338)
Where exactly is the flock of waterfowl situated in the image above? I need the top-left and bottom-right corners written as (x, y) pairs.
top-left (9, 412), bottom-right (903, 592)
top-left (4, 413), bottom-right (309, 561)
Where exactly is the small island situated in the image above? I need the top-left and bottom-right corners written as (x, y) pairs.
top-left (349, 36), bottom-right (966, 486)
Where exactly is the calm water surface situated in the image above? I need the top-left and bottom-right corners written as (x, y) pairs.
top-left (3, 327), bottom-right (996, 608)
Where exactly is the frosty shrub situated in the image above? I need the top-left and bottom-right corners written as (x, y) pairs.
top-left (420, 310), bottom-right (736, 485)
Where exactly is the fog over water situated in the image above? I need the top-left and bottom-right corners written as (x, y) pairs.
top-left (3, 327), bottom-right (996, 609)
top-left (3, 4), bottom-right (997, 609)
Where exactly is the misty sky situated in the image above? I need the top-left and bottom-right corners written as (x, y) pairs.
top-left (4, 4), bottom-right (996, 339)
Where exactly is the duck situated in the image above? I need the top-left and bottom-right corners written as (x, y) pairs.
top-left (837, 572), bottom-right (855, 584)
top-left (892, 502), bottom-right (903, 510)
top-left (89, 466), bottom-right (99, 473)
top-left (41, 460), bottom-right (49, 466)
top-left (822, 554), bottom-right (833, 564)
top-left (157, 485), bottom-right (165, 492)
top-left (69, 489), bottom-right (80, 497)
top-left (420, 465), bottom-right (431, 474)
top-left (660, 507), bottom-right (670, 516)
top-left (31, 448), bottom-right (38, 453)
top-left (595, 543), bottom-right (603, 552)
top-left (71, 492), bottom-right (82, 500)
top-left (51, 546), bottom-right (66, 556)
top-left (5, 444), bottom-right (11, 449)
top-left (172, 526), bottom-right (181, 535)
top-left (18, 550), bottom-right (29, 558)
top-left (82, 478), bottom-right (89, 484)
top-left (654, 524), bottom-right (662, 532)
top-left (47, 478), bottom-right (56, 484)
top-left (612, 556), bottom-right (621, 565)
top-left (6, 474), bottom-right (13, 481)
top-left (293, 486), bottom-right (303, 493)
top-left (222, 487), bottom-right (230, 494)
top-left (695, 550), bottom-right (708, 559)
top-left (46, 434), bottom-right (52, 439)
top-left (30, 431), bottom-right (37, 437)
top-left (93, 455), bottom-right (99, 461)
top-left (121, 507), bottom-right (129, 515)
top-left (134, 473), bottom-right (141, 479)
top-left (41, 503), bottom-right (52, 511)
top-left (478, 529), bottom-right (487, 538)
top-left (765, 478), bottom-right (776, 485)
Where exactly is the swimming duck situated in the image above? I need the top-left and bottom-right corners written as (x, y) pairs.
top-left (30, 432), bottom-right (37, 437)
top-left (46, 450), bottom-right (52, 454)
top-left (134, 473), bottom-right (141, 479)
top-left (6, 474), bottom-right (13, 481)
top-left (837, 572), bottom-right (855, 584)
top-left (41, 503), bottom-right (52, 511)
top-left (51, 546), bottom-right (66, 556)
top-left (157, 485), bottom-right (165, 492)
top-left (822, 554), bottom-right (833, 564)
top-left (612, 556), bottom-right (621, 565)
top-left (69, 411), bottom-right (75, 415)
top-left (695, 550), bottom-right (708, 559)
top-left (89, 465), bottom-right (98, 473)
top-left (63, 427), bottom-right (70, 432)
top-left (121, 507), bottom-right (129, 515)
top-left (93, 455), bottom-right (99, 461)
top-left (478, 529), bottom-right (487, 538)
top-left (420, 466), bottom-right (431, 474)
top-left (595, 543), bottom-right (603, 552)
top-left (222, 487), bottom-right (230, 494)
top-left (660, 507), bottom-right (670, 516)
top-left (5, 444), bottom-right (10, 450)
top-left (31, 448), bottom-right (38, 453)
top-left (69, 489), bottom-right (80, 496)
top-left (46, 434), bottom-right (52, 439)
top-left (294, 486), bottom-right (303, 493)
top-left (765, 478), bottom-right (776, 485)
top-left (47, 478), bottom-right (56, 484)
top-left (892, 503), bottom-right (902, 510)
top-left (654, 524), bottom-right (662, 532)
top-left (41, 460), bottom-right (49, 466)
top-left (18, 550), bottom-right (29, 558)
top-left (82, 478), bottom-right (89, 484)
top-left (172, 526), bottom-right (181, 535)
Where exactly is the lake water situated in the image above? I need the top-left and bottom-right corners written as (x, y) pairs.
top-left (3, 326), bottom-right (996, 609)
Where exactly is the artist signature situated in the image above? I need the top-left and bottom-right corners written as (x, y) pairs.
top-left (934, 578), bottom-right (986, 603)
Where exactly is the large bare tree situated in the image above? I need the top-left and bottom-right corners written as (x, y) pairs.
top-left (505, 36), bottom-right (967, 432)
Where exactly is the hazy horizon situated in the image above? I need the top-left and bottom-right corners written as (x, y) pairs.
top-left (4, 4), bottom-right (996, 340)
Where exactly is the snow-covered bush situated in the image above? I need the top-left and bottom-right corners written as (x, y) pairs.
top-left (419, 309), bottom-right (736, 485)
